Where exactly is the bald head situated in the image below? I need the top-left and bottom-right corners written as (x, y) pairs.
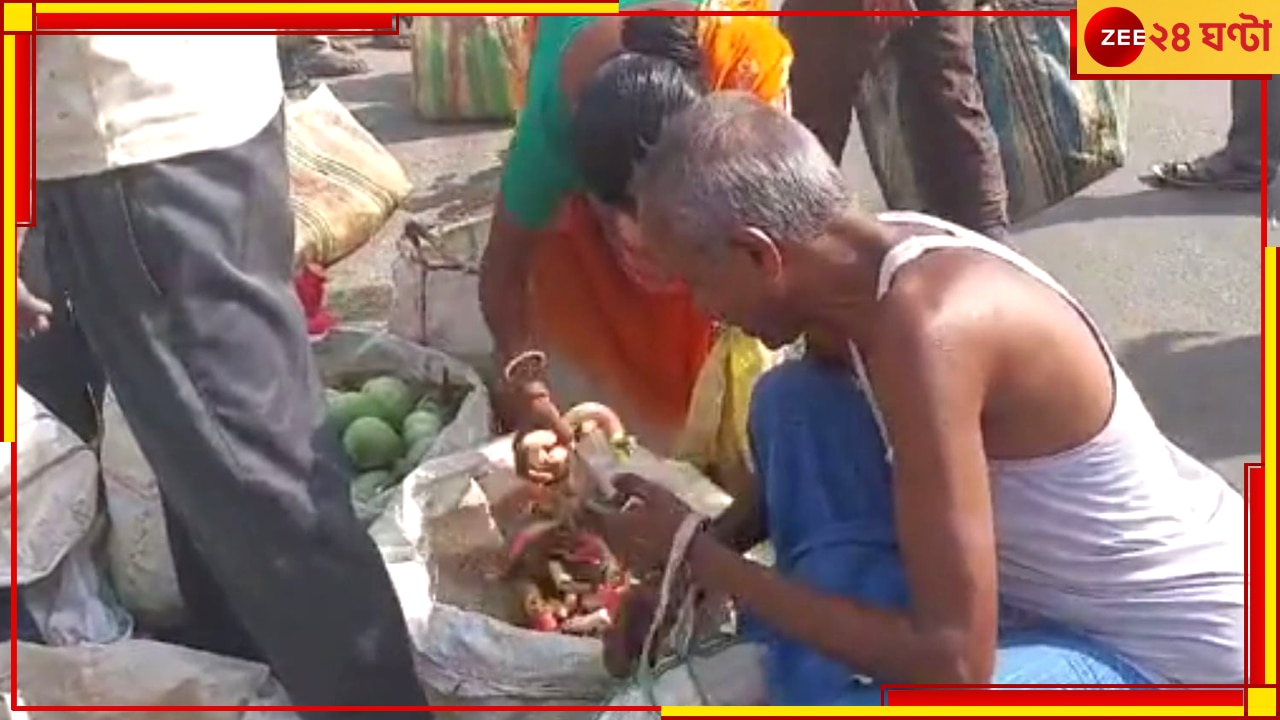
top-left (633, 91), bottom-right (851, 253)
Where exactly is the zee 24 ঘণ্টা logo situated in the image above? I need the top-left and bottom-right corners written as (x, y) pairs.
top-left (1084, 6), bottom-right (1272, 67)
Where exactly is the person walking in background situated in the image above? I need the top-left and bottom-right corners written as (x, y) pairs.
top-left (1144, 76), bottom-right (1278, 193)
top-left (780, 0), bottom-right (1011, 241)
top-left (277, 34), bottom-right (369, 95)
top-left (32, 35), bottom-right (430, 715)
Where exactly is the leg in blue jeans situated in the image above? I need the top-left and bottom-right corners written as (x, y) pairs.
top-left (743, 359), bottom-right (1152, 706)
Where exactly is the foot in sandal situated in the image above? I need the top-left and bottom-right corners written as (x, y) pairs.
top-left (1140, 150), bottom-right (1267, 191)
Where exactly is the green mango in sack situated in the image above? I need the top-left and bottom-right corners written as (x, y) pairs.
top-left (412, 16), bottom-right (532, 123)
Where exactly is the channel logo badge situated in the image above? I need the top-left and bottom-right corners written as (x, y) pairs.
top-left (1084, 7), bottom-right (1149, 67)
top-left (1076, 0), bottom-right (1276, 76)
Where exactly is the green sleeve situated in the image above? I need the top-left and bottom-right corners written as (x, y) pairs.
top-left (498, 20), bottom-right (585, 230)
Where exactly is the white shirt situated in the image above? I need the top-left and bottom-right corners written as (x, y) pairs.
top-left (35, 36), bottom-right (283, 180)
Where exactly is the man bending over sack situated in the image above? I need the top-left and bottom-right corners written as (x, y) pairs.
top-left (590, 92), bottom-right (1244, 701)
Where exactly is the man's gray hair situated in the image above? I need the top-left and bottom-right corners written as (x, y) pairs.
top-left (633, 91), bottom-right (851, 252)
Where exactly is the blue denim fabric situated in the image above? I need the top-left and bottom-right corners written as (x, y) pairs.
top-left (742, 358), bottom-right (1153, 705)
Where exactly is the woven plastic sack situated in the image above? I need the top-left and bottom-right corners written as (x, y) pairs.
top-left (598, 639), bottom-right (768, 718)
top-left (286, 84), bottom-right (412, 268)
top-left (97, 328), bottom-right (492, 625)
top-left (97, 390), bottom-right (184, 629)
top-left (856, 4), bottom-right (1129, 223)
top-left (411, 16), bottom-right (533, 123)
top-left (389, 213), bottom-right (494, 372)
top-left (3, 390), bottom-right (132, 646)
top-left (3, 389), bottom-right (100, 589)
top-left (0, 639), bottom-right (294, 719)
top-left (368, 433), bottom-right (734, 710)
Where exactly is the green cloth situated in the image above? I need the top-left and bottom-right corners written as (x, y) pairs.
top-left (499, 1), bottom-right (662, 230)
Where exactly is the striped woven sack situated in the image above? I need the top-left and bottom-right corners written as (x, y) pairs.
top-left (856, 3), bottom-right (1130, 224)
top-left (411, 16), bottom-right (533, 123)
top-left (286, 85), bottom-right (412, 269)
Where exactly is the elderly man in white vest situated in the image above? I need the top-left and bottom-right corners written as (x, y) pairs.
top-left (593, 93), bottom-right (1245, 702)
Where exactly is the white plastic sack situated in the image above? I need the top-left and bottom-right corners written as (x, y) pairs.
top-left (368, 434), bottom-right (736, 709)
top-left (98, 389), bottom-right (183, 629)
top-left (97, 328), bottom-right (493, 626)
top-left (3, 390), bottom-right (99, 589)
top-left (0, 692), bottom-right (31, 720)
top-left (598, 641), bottom-right (768, 718)
top-left (3, 390), bottom-right (131, 646)
top-left (389, 214), bottom-right (495, 370)
top-left (367, 437), bottom-right (613, 706)
top-left (0, 639), bottom-right (295, 720)
top-left (22, 523), bottom-right (132, 646)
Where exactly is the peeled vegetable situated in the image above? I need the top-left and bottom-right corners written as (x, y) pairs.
top-left (517, 429), bottom-right (572, 483)
top-left (507, 402), bottom-right (638, 638)
top-left (343, 417), bottom-right (405, 471)
top-left (361, 376), bottom-right (416, 428)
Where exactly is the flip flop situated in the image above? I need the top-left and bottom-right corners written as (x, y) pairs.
top-left (1141, 157), bottom-right (1261, 191)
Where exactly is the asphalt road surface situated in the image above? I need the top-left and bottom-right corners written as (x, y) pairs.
top-left (326, 39), bottom-right (1262, 490)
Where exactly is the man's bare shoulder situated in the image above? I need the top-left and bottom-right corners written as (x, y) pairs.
top-left (871, 249), bottom-right (1008, 354)
top-left (870, 245), bottom-right (1114, 457)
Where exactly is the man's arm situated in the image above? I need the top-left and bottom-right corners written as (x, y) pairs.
top-left (683, 301), bottom-right (999, 684)
top-left (707, 478), bottom-right (767, 554)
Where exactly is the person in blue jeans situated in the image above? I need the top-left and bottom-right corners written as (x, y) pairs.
top-left (589, 92), bottom-right (1244, 703)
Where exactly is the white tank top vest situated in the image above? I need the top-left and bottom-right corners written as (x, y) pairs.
top-left (847, 212), bottom-right (1245, 684)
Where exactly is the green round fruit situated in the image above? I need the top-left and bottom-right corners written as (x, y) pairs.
top-left (324, 387), bottom-right (342, 404)
top-left (393, 434), bottom-right (437, 480)
top-left (325, 391), bottom-right (381, 433)
top-left (351, 469), bottom-right (393, 501)
top-left (401, 410), bottom-right (443, 449)
top-left (361, 375), bottom-right (416, 428)
top-left (343, 417), bottom-right (405, 471)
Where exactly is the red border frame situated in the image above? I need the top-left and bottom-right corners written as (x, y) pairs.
top-left (33, 12), bottom-right (400, 32)
top-left (6, 7), bottom-right (1270, 714)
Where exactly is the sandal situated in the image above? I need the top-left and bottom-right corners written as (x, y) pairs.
top-left (1141, 153), bottom-right (1262, 191)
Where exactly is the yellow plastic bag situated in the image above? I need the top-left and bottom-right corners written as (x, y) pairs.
top-left (675, 326), bottom-right (781, 481)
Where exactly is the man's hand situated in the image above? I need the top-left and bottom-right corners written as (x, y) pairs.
top-left (17, 278), bottom-right (52, 337)
top-left (602, 581), bottom-right (663, 678)
top-left (589, 474), bottom-right (696, 573)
